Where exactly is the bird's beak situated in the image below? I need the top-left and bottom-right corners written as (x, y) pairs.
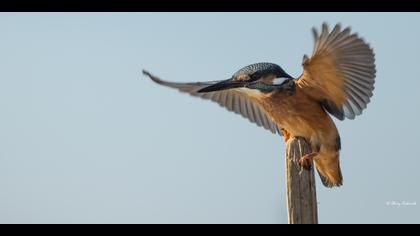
top-left (197, 79), bottom-right (246, 93)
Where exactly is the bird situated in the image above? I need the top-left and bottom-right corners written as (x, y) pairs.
top-left (142, 23), bottom-right (376, 188)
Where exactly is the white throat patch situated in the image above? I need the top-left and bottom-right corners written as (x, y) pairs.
top-left (272, 77), bottom-right (287, 85)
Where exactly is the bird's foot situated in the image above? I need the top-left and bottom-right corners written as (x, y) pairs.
top-left (298, 152), bottom-right (317, 170)
top-left (281, 129), bottom-right (291, 142)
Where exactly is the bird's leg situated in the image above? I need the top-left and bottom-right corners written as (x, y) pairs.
top-left (281, 129), bottom-right (291, 142)
top-left (298, 152), bottom-right (318, 170)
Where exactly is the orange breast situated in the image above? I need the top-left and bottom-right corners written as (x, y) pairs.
top-left (258, 84), bottom-right (338, 145)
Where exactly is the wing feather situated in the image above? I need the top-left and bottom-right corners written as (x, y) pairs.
top-left (142, 70), bottom-right (282, 135)
top-left (298, 23), bottom-right (376, 120)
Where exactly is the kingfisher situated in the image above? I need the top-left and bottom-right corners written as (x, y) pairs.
top-left (142, 23), bottom-right (376, 188)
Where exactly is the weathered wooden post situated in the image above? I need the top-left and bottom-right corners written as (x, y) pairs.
top-left (285, 137), bottom-right (318, 224)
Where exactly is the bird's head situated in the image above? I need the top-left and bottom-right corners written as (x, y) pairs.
top-left (197, 62), bottom-right (294, 93)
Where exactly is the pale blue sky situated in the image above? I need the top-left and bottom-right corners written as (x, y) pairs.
top-left (0, 13), bottom-right (419, 224)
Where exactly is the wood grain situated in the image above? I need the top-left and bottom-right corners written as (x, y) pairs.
top-left (286, 137), bottom-right (318, 224)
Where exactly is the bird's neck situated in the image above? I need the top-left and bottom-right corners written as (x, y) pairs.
top-left (247, 79), bottom-right (296, 95)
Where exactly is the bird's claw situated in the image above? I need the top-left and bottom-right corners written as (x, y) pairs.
top-left (281, 129), bottom-right (291, 142)
top-left (298, 153), bottom-right (317, 170)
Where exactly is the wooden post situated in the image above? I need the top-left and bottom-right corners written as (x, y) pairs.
top-left (285, 137), bottom-right (318, 224)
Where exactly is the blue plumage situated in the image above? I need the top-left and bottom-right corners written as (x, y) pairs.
top-left (232, 62), bottom-right (292, 80)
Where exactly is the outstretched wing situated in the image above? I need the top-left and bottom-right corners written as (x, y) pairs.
top-left (297, 23), bottom-right (376, 120)
top-left (143, 70), bottom-right (282, 135)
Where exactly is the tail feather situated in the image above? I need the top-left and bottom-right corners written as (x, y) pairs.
top-left (316, 166), bottom-right (343, 188)
top-left (314, 152), bottom-right (343, 188)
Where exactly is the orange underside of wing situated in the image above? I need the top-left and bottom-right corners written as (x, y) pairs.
top-left (262, 85), bottom-right (338, 143)
top-left (299, 55), bottom-right (347, 108)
